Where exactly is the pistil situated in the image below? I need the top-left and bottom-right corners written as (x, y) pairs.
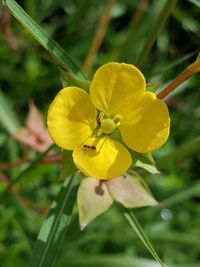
top-left (96, 112), bottom-right (122, 136)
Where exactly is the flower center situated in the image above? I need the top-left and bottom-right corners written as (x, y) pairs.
top-left (96, 112), bottom-right (122, 136)
top-left (101, 119), bottom-right (116, 134)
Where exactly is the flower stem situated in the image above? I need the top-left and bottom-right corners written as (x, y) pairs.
top-left (156, 59), bottom-right (200, 99)
top-left (136, 0), bottom-right (177, 67)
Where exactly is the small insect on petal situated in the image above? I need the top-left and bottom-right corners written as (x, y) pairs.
top-left (83, 145), bottom-right (97, 150)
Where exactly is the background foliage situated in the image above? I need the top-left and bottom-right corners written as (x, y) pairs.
top-left (0, 0), bottom-right (200, 266)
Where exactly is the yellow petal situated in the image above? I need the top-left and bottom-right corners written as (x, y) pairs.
top-left (47, 87), bottom-right (97, 150)
top-left (73, 137), bottom-right (132, 179)
top-left (90, 62), bottom-right (145, 115)
top-left (120, 92), bottom-right (170, 153)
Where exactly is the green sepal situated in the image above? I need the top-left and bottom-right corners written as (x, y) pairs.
top-left (109, 128), bottom-right (123, 143)
top-left (131, 151), bottom-right (160, 174)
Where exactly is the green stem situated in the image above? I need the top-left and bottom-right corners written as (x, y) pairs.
top-left (123, 208), bottom-right (165, 267)
top-left (2, 0), bottom-right (86, 80)
top-left (136, 0), bottom-right (177, 67)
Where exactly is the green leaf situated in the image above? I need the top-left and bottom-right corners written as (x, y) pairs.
top-left (29, 175), bottom-right (79, 267)
top-left (132, 152), bottom-right (160, 174)
top-left (135, 161), bottom-right (160, 174)
top-left (0, 90), bottom-right (21, 135)
top-left (60, 150), bottom-right (78, 179)
top-left (77, 177), bottom-right (113, 230)
top-left (60, 70), bottom-right (90, 92)
top-left (107, 174), bottom-right (158, 208)
top-left (3, 0), bottom-right (86, 80)
top-left (123, 210), bottom-right (165, 267)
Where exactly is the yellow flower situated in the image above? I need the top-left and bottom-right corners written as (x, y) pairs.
top-left (47, 63), bottom-right (170, 180)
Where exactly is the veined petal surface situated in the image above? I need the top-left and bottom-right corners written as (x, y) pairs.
top-left (73, 137), bottom-right (132, 179)
top-left (120, 92), bottom-right (170, 153)
top-left (107, 174), bottom-right (158, 208)
top-left (90, 62), bottom-right (145, 115)
top-left (77, 177), bottom-right (113, 229)
top-left (47, 87), bottom-right (97, 150)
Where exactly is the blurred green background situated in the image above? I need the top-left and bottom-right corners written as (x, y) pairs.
top-left (0, 0), bottom-right (200, 266)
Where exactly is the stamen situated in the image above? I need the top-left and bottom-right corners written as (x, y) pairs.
top-left (99, 112), bottom-right (105, 122)
top-left (114, 114), bottom-right (123, 121)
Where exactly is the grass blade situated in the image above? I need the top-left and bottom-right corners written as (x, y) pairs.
top-left (123, 209), bottom-right (165, 267)
top-left (29, 175), bottom-right (79, 267)
top-left (2, 0), bottom-right (86, 80)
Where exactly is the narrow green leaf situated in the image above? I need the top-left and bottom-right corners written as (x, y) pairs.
top-left (123, 209), bottom-right (165, 267)
top-left (0, 90), bottom-right (21, 135)
top-left (3, 0), bottom-right (86, 80)
top-left (29, 175), bottom-right (79, 267)
top-left (60, 70), bottom-right (90, 92)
